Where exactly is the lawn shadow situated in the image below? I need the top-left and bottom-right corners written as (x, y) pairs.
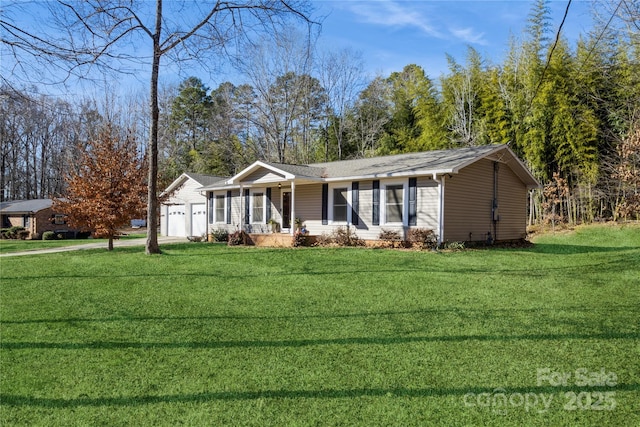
top-left (527, 243), bottom-right (639, 255)
top-left (2, 331), bottom-right (638, 351)
top-left (1, 383), bottom-right (637, 408)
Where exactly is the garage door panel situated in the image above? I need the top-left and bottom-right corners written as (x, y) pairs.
top-left (167, 205), bottom-right (186, 237)
top-left (191, 203), bottom-right (206, 237)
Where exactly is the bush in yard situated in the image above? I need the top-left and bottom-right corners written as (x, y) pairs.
top-left (42, 231), bottom-right (57, 240)
top-left (407, 228), bottom-right (437, 249)
top-left (17, 229), bottom-right (30, 240)
top-left (228, 230), bottom-right (251, 246)
top-left (378, 228), bottom-right (403, 248)
top-left (315, 232), bottom-right (333, 247)
top-left (444, 241), bottom-right (465, 251)
top-left (292, 230), bottom-right (309, 247)
top-left (3, 226), bottom-right (26, 239)
top-left (210, 228), bottom-right (229, 242)
top-left (316, 226), bottom-right (364, 247)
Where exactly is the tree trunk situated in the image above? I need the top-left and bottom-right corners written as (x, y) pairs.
top-left (146, 0), bottom-right (162, 255)
top-left (108, 236), bottom-right (114, 251)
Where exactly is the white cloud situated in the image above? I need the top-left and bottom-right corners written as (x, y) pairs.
top-left (449, 27), bottom-right (488, 45)
top-left (345, 0), bottom-right (444, 39)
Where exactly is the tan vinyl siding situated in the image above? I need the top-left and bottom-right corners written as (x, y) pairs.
top-left (231, 190), bottom-right (242, 227)
top-left (296, 177), bottom-right (439, 241)
top-left (443, 158), bottom-right (527, 242)
top-left (166, 178), bottom-right (206, 204)
top-left (355, 181), bottom-right (374, 239)
top-left (294, 183), bottom-right (323, 234)
top-left (494, 162), bottom-right (528, 240)
top-left (270, 187), bottom-right (282, 223)
top-left (416, 177), bottom-right (439, 231)
top-left (297, 178), bottom-right (441, 241)
top-left (243, 169), bottom-right (285, 184)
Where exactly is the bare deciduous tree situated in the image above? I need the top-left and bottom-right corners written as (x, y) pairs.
top-left (1, 0), bottom-right (316, 254)
top-left (316, 48), bottom-right (366, 160)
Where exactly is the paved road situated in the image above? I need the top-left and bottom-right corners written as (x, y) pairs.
top-left (0, 236), bottom-right (187, 257)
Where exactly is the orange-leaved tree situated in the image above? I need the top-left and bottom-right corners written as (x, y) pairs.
top-left (54, 124), bottom-right (147, 250)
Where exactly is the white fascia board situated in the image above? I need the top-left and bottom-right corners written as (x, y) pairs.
top-left (321, 169), bottom-right (455, 183)
top-left (449, 144), bottom-right (507, 173)
top-left (226, 161), bottom-right (296, 184)
top-left (198, 183), bottom-right (241, 192)
top-left (160, 173), bottom-right (190, 197)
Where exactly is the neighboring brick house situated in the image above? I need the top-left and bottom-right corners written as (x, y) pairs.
top-left (0, 199), bottom-right (82, 239)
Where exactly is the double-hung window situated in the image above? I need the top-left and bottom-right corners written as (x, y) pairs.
top-left (252, 192), bottom-right (264, 223)
top-left (215, 195), bottom-right (225, 223)
top-left (385, 184), bottom-right (404, 223)
top-left (332, 187), bottom-right (348, 222)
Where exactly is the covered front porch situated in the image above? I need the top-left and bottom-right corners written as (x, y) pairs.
top-left (200, 161), bottom-right (325, 241)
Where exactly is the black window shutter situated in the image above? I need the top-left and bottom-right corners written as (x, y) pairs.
top-left (266, 187), bottom-right (272, 222)
top-left (226, 191), bottom-right (232, 224)
top-left (244, 189), bottom-right (250, 224)
top-left (372, 180), bottom-right (380, 226)
top-left (321, 183), bottom-right (328, 225)
top-left (409, 177), bottom-right (417, 226)
top-left (351, 182), bottom-right (359, 226)
top-left (208, 193), bottom-right (214, 224)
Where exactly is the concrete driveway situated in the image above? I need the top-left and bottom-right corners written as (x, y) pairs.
top-left (0, 236), bottom-right (187, 257)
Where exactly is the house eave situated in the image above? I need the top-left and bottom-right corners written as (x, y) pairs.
top-left (227, 161), bottom-right (297, 185)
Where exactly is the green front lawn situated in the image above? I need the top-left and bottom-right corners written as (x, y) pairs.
top-left (0, 234), bottom-right (147, 254)
top-left (1, 224), bottom-right (638, 426)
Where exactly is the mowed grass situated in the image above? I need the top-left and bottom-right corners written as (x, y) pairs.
top-left (0, 234), bottom-right (147, 254)
top-left (1, 224), bottom-right (638, 426)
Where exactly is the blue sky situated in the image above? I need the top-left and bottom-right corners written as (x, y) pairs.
top-left (313, 0), bottom-right (594, 79)
top-left (2, 1), bottom-right (595, 97)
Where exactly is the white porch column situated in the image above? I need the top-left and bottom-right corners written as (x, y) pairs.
top-left (239, 184), bottom-right (244, 230)
top-left (290, 180), bottom-right (296, 236)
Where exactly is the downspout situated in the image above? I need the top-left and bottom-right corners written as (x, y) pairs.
top-left (437, 173), bottom-right (445, 247)
top-left (290, 180), bottom-right (296, 236)
top-left (492, 161), bottom-right (499, 243)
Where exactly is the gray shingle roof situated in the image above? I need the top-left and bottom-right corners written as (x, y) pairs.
top-left (200, 144), bottom-right (538, 189)
top-left (0, 199), bottom-right (53, 213)
top-left (310, 145), bottom-right (503, 179)
top-left (184, 172), bottom-right (227, 187)
top-left (262, 162), bottom-right (326, 179)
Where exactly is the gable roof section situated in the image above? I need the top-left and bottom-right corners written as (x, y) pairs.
top-left (184, 172), bottom-right (227, 187)
top-left (162, 172), bottom-right (227, 195)
top-left (0, 199), bottom-right (53, 214)
top-left (218, 161), bottom-right (325, 187)
top-left (200, 144), bottom-right (540, 190)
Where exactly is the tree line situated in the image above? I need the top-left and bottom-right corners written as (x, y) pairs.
top-left (2, 0), bottom-right (638, 225)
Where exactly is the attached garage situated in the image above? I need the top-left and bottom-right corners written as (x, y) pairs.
top-left (160, 173), bottom-right (225, 237)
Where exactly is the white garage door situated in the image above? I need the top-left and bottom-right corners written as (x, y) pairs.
top-left (167, 205), bottom-right (186, 237)
top-left (191, 203), bottom-right (207, 237)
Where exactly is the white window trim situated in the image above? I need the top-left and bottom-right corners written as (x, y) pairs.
top-left (328, 183), bottom-right (352, 225)
top-left (250, 188), bottom-right (266, 224)
top-left (213, 193), bottom-right (226, 224)
top-left (381, 180), bottom-right (407, 226)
